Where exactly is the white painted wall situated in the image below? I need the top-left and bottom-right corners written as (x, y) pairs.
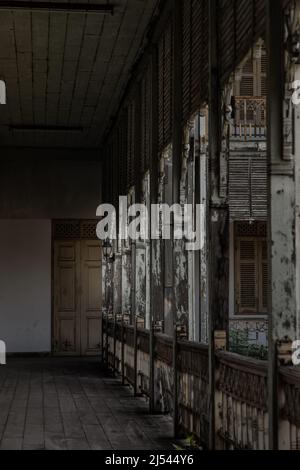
top-left (0, 220), bottom-right (51, 353)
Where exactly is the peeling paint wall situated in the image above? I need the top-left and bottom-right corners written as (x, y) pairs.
top-left (294, 65), bottom-right (300, 339)
top-left (174, 126), bottom-right (190, 337)
top-left (103, 260), bottom-right (114, 315)
top-left (152, 239), bottom-right (164, 325)
top-left (135, 245), bottom-right (147, 318)
top-left (271, 175), bottom-right (297, 341)
top-left (0, 220), bottom-right (51, 353)
top-left (113, 254), bottom-right (122, 315)
top-left (122, 252), bottom-right (132, 316)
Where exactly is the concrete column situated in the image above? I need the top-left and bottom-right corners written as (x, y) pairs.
top-left (208, 0), bottom-right (230, 450)
top-left (171, 0), bottom-right (185, 337)
top-left (267, 0), bottom-right (297, 450)
top-left (294, 4), bottom-right (300, 349)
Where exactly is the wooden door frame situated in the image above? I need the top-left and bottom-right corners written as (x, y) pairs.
top-left (51, 219), bottom-right (101, 356)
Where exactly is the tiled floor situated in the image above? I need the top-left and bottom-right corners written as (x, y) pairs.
top-left (0, 358), bottom-right (174, 450)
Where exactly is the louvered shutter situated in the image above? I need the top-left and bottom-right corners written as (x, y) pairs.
top-left (235, 222), bottom-right (269, 315)
top-left (158, 20), bottom-right (173, 152)
top-left (219, 0), bottom-right (267, 85)
top-left (259, 46), bottom-right (267, 96)
top-left (121, 113), bottom-right (128, 195)
top-left (182, 0), bottom-right (209, 122)
top-left (182, 0), bottom-right (191, 121)
top-left (229, 152), bottom-right (267, 221)
top-left (127, 101), bottom-right (135, 189)
top-left (106, 142), bottom-right (114, 205)
top-left (141, 66), bottom-right (152, 174)
top-left (240, 58), bottom-right (254, 96)
top-left (236, 238), bottom-right (258, 314)
top-left (117, 125), bottom-right (123, 197)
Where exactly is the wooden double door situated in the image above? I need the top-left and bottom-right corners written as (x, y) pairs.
top-left (53, 239), bottom-right (102, 356)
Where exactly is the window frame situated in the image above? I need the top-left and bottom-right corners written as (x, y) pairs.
top-left (234, 223), bottom-right (269, 316)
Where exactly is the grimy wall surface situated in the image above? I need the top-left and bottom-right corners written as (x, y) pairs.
top-left (0, 149), bottom-right (102, 353)
top-left (0, 149), bottom-right (102, 219)
top-left (0, 220), bottom-right (51, 353)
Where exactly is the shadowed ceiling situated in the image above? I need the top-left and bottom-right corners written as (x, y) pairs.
top-left (0, 0), bottom-right (158, 149)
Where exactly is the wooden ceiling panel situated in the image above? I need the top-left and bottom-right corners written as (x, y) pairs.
top-left (0, 0), bottom-right (158, 148)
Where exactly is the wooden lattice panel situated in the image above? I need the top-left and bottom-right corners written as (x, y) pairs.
top-left (235, 221), bottom-right (267, 238)
top-left (53, 220), bottom-right (98, 240)
top-left (80, 221), bottom-right (98, 240)
top-left (53, 221), bottom-right (80, 239)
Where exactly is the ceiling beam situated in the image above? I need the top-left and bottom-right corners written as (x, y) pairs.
top-left (0, 2), bottom-right (114, 14)
top-left (9, 125), bottom-right (84, 133)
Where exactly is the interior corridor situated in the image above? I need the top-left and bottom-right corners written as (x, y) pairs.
top-left (0, 358), bottom-right (173, 451)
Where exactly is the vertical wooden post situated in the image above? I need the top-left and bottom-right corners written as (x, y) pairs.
top-left (113, 311), bottom-right (117, 374)
top-left (101, 312), bottom-right (105, 365)
top-left (149, 316), bottom-right (155, 412)
top-left (208, 0), bottom-right (230, 450)
top-left (295, 2), bottom-right (300, 351)
top-left (121, 314), bottom-right (125, 385)
top-left (171, 0), bottom-right (183, 324)
top-left (172, 0), bottom-right (183, 214)
top-left (149, 43), bottom-right (159, 413)
top-left (133, 315), bottom-right (138, 396)
top-left (171, 0), bottom-right (183, 437)
top-left (173, 324), bottom-right (179, 438)
top-left (267, 0), bottom-right (297, 450)
top-left (105, 313), bottom-right (109, 369)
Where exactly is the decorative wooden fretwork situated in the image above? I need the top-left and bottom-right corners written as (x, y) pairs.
top-left (177, 342), bottom-right (209, 381)
top-left (217, 352), bottom-right (268, 411)
top-left (80, 221), bottom-right (98, 239)
top-left (280, 367), bottom-right (300, 428)
top-left (53, 220), bottom-right (98, 240)
top-left (235, 221), bottom-right (267, 238)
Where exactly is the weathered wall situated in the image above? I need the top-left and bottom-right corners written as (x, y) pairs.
top-left (0, 150), bottom-right (102, 219)
top-left (0, 149), bottom-right (102, 353)
top-left (0, 220), bottom-right (51, 353)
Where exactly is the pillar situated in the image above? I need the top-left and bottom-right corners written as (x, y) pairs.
top-left (208, 0), bottom-right (230, 449)
top-left (267, 0), bottom-right (297, 450)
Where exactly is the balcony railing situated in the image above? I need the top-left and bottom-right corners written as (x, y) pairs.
top-left (231, 96), bottom-right (267, 141)
top-left (102, 316), bottom-right (300, 450)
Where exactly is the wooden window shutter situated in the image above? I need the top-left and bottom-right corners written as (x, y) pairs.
top-left (240, 59), bottom-right (254, 96)
top-left (218, 0), bottom-right (267, 85)
top-left (123, 113), bottom-right (128, 194)
top-left (235, 222), bottom-right (269, 315)
top-left (236, 238), bottom-right (258, 314)
top-left (182, 0), bottom-right (192, 122)
top-left (229, 153), bottom-right (268, 221)
top-left (141, 66), bottom-right (152, 174)
top-left (182, 0), bottom-right (208, 122)
top-left (259, 47), bottom-right (267, 96)
top-left (127, 101), bottom-right (135, 189)
top-left (158, 20), bottom-right (173, 152)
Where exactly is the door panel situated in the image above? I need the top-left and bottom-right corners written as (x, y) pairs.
top-left (81, 240), bottom-right (102, 356)
top-left (53, 239), bottom-right (102, 356)
top-left (54, 241), bottom-right (81, 356)
top-left (81, 240), bottom-right (102, 355)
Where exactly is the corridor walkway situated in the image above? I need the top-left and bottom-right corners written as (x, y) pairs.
top-left (0, 358), bottom-right (174, 450)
